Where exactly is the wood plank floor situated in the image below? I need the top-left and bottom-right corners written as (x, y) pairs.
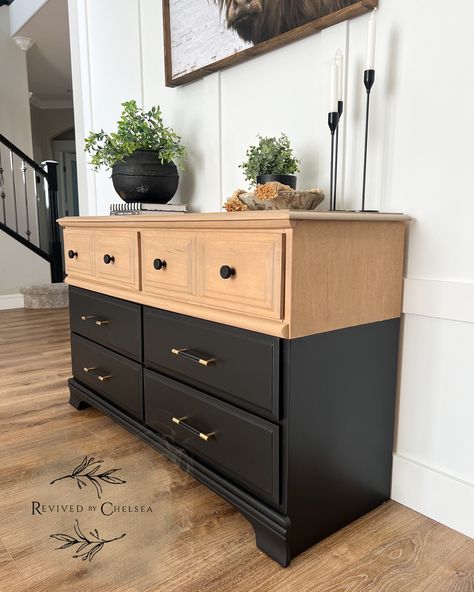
top-left (0, 307), bottom-right (472, 592)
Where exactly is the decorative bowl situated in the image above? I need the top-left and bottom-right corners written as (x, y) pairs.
top-left (238, 189), bottom-right (325, 211)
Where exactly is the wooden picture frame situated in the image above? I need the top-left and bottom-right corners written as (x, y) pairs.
top-left (163, 0), bottom-right (378, 87)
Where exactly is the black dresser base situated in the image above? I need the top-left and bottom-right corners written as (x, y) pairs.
top-left (68, 289), bottom-right (400, 568)
top-left (69, 379), bottom-right (292, 566)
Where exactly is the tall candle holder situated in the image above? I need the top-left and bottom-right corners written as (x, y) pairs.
top-left (333, 100), bottom-right (344, 211)
top-left (328, 111), bottom-right (340, 211)
top-left (361, 69), bottom-right (375, 211)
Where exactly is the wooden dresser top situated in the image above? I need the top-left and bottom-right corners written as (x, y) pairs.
top-left (58, 210), bottom-right (410, 229)
top-left (59, 210), bottom-right (409, 338)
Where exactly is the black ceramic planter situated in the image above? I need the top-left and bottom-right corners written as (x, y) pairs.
top-left (257, 174), bottom-right (297, 189)
top-left (111, 150), bottom-right (179, 204)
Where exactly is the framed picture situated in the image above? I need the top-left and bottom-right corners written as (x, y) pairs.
top-left (163, 0), bottom-right (378, 87)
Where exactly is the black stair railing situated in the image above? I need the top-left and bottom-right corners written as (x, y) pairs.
top-left (0, 133), bottom-right (64, 283)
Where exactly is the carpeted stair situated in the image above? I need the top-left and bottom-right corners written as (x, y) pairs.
top-left (20, 283), bottom-right (69, 309)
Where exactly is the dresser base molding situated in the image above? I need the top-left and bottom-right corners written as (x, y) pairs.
top-left (68, 379), bottom-right (293, 566)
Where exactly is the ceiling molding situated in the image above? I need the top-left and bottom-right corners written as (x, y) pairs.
top-left (29, 95), bottom-right (73, 110)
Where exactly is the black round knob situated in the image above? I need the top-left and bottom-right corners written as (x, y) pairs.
top-left (103, 254), bottom-right (115, 264)
top-left (220, 265), bottom-right (235, 280)
top-left (68, 250), bottom-right (78, 259)
top-left (153, 258), bottom-right (167, 271)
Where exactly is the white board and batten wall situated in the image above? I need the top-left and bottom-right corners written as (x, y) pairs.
top-left (68, 0), bottom-right (474, 538)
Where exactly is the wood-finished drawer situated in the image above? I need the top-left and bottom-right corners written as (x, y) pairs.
top-left (69, 287), bottom-right (142, 361)
top-left (141, 230), bottom-right (195, 299)
top-left (71, 333), bottom-right (143, 420)
top-left (64, 228), bottom-right (94, 278)
top-left (196, 232), bottom-right (284, 320)
top-left (144, 370), bottom-right (280, 505)
top-left (94, 230), bottom-right (140, 290)
top-left (143, 307), bottom-right (280, 420)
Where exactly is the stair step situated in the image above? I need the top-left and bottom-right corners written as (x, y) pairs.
top-left (20, 283), bottom-right (69, 309)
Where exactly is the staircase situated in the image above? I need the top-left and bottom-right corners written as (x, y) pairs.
top-left (0, 132), bottom-right (64, 285)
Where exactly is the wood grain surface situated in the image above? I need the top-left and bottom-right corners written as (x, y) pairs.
top-left (59, 213), bottom-right (410, 339)
top-left (0, 307), bottom-right (472, 592)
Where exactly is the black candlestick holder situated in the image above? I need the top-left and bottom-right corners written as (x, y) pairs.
top-left (361, 69), bottom-right (375, 212)
top-left (333, 100), bottom-right (344, 211)
top-left (328, 111), bottom-right (340, 211)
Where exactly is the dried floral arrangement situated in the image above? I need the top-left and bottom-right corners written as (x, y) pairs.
top-left (224, 182), bottom-right (324, 212)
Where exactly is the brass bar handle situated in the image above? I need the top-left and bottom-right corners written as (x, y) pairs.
top-left (171, 348), bottom-right (216, 367)
top-left (172, 417), bottom-right (215, 442)
top-left (83, 367), bottom-right (112, 382)
top-left (80, 315), bottom-right (110, 326)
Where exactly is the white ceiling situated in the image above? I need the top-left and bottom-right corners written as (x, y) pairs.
top-left (17, 0), bottom-right (72, 108)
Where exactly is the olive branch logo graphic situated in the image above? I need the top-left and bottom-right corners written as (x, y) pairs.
top-left (51, 519), bottom-right (126, 562)
top-left (50, 456), bottom-right (126, 499)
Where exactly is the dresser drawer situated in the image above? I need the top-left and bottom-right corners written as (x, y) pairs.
top-left (144, 370), bottom-right (279, 505)
top-left (64, 229), bottom-right (95, 278)
top-left (143, 307), bottom-right (279, 420)
top-left (196, 232), bottom-right (284, 320)
top-left (71, 333), bottom-right (143, 420)
top-left (141, 230), bottom-right (195, 299)
top-left (69, 287), bottom-right (142, 361)
top-left (94, 230), bottom-right (140, 290)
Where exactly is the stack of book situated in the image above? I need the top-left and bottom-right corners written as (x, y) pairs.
top-left (110, 203), bottom-right (187, 216)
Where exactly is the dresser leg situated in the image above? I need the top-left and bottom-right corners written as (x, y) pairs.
top-left (69, 389), bottom-right (91, 410)
top-left (249, 518), bottom-right (291, 567)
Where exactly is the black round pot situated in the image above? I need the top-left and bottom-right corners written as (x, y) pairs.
top-left (111, 150), bottom-right (179, 204)
top-left (257, 174), bottom-right (297, 189)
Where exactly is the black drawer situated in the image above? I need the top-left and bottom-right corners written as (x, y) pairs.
top-left (143, 308), bottom-right (280, 420)
top-left (69, 287), bottom-right (142, 362)
top-left (144, 370), bottom-right (280, 505)
top-left (71, 333), bottom-right (143, 420)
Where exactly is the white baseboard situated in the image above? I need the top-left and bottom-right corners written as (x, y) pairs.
top-left (391, 453), bottom-right (474, 539)
top-left (0, 293), bottom-right (24, 310)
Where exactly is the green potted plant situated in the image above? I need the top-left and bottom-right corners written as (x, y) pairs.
top-left (85, 100), bottom-right (186, 204)
top-left (240, 134), bottom-right (300, 189)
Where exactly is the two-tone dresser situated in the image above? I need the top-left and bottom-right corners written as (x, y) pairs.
top-left (58, 211), bottom-right (409, 566)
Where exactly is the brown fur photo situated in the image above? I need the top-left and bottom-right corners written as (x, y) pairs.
top-left (163, 0), bottom-right (376, 86)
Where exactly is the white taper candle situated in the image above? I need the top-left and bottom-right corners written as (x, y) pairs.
top-left (335, 49), bottom-right (344, 102)
top-left (330, 62), bottom-right (338, 113)
top-left (366, 9), bottom-right (376, 70)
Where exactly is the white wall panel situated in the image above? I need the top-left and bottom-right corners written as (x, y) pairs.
top-left (396, 313), bottom-right (474, 483)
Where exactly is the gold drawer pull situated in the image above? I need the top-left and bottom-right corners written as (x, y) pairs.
top-left (172, 417), bottom-right (215, 442)
top-left (171, 348), bottom-right (216, 367)
top-left (83, 367), bottom-right (112, 382)
top-left (80, 315), bottom-right (109, 326)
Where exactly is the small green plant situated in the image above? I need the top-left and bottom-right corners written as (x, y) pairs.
top-left (240, 134), bottom-right (300, 187)
top-left (84, 100), bottom-right (185, 171)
